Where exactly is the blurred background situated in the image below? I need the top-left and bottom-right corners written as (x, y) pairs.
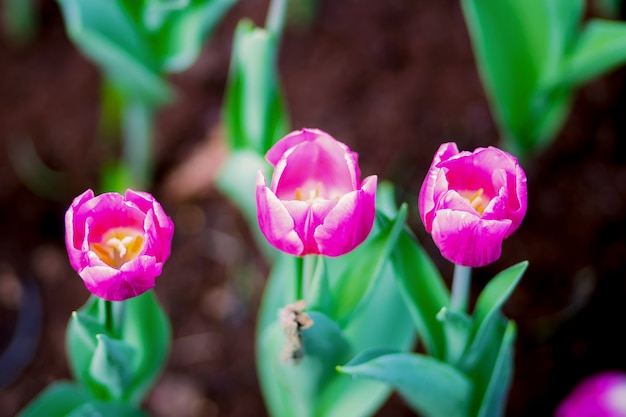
top-left (2, 0), bottom-right (626, 416)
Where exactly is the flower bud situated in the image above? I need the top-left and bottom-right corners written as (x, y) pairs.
top-left (256, 128), bottom-right (377, 257)
top-left (65, 189), bottom-right (174, 301)
top-left (418, 142), bottom-right (527, 267)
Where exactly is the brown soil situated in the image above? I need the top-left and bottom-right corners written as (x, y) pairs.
top-left (2, 1), bottom-right (626, 416)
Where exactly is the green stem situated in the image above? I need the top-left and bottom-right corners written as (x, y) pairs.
top-left (294, 256), bottom-right (304, 301)
top-left (451, 264), bottom-right (472, 313)
top-left (103, 299), bottom-right (126, 337)
top-left (265, 0), bottom-right (288, 40)
top-left (293, 255), bottom-right (319, 302)
top-left (122, 99), bottom-right (155, 190)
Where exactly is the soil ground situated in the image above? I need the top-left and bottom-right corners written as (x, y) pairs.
top-left (2, 1), bottom-right (626, 416)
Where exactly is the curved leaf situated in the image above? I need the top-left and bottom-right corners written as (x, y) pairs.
top-left (338, 352), bottom-right (473, 417)
top-left (392, 230), bottom-right (449, 359)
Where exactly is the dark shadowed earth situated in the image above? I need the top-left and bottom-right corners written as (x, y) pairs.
top-left (2, 1), bottom-right (626, 416)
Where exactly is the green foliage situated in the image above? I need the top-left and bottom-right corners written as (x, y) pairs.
top-left (256, 206), bottom-right (415, 417)
top-left (338, 197), bottom-right (528, 417)
top-left (461, 0), bottom-right (626, 156)
top-left (338, 352), bottom-right (473, 417)
top-left (223, 19), bottom-right (290, 154)
top-left (56, 0), bottom-right (236, 105)
top-left (16, 382), bottom-right (147, 417)
top-left (66, 291), bottom-right (171, 406)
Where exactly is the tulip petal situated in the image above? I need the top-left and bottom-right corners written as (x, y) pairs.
top-left (256, 172), bottom-right (304, 256)
top-left (431, 209), bottom-right (512, 267)
top-left (315, 175), bottom-right (377, 256)
top-left (65, 189), bottom-right (95, 270)
top-left (419, 142), bottom-right (460, 232)
top-left (274, 135), bottom-right (354, 199)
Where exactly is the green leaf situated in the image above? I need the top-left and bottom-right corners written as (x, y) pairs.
top-left (89, 334), bottom-right (137, 400)
top-left (392, 230), bottom-right (449, 359)
top-left (57, 0), bottom-right (173, 105)
top-left (460, 0), bottom-right (585, 154)
top-left (121, 290), bottom-right (172, 405)
top-left (223, 19), bottom-right (290, 154)
top-left (556, 19), bottom-right (626, 88)
top-left (256, 248), bottom-right (414, 417)
top-left (278, 312), bottom-right (352, 416)
top-left (476, 321), bottom-right (517, 417)
top-left (461, 261), bottom-right (527, 369)
top-left (473, 261), bottom-right (528, 325)
top-left (16, 382), bottom-right (93, 417)
top-left (153, 0), bottom-right (238, 72)
top-left (338, 352), bottom-right (473, 417)
top-left (66, 296), bottom-right (110, 399)
top-left (328, 204), bottom-right (408, 326)
top-left (436, 307), bottom-right (472, 365)
top-left (66, 291), bottom-right (170, 405)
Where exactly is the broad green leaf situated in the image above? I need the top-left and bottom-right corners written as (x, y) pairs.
top-left (66, 296), bottom-right (110, 399)
top-left (66, 291), bottom-right (170, 405)
top-left (436, 307), bottom-right (472, 365)
top-left (57, 0), bottom-right (173, 105)
top-left (16, 382), bottom-right (93, 417)
top-left (556, 19), bottom-right (626, 88)
top-left (461, 261), bottom-right (527, 369)
top-left (256, 246), bottom-right (414, 417)
top-left (476, 321), bottom-right (517, 417)
top-left (392, 230), bottom-right (449, 359)
top-left (460, 0), bottom-right (585, 154)
top-left (472, 262), bottom-right (527, 329)
top-left (89, 334), bottom-right (137, 400)
top-left (216, 149), bottom-right (276, 262)
top-left (223, 19), bottom-right (290, 154)
top-left (338, 352), bottom-right (473, 417)
top-left (121, 290), bottom-right (171, 405)
top-left (276, 312), bottom-right (352, 417)
top-left (460, 0), bottom-right (548, 147)
top-left (153, 0), bottom-right (237, 72)
top-left (327, 204), bottom-right (408, 326)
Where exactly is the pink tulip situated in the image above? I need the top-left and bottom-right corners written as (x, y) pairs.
top-left (65, 189), bottom-right (174, 301)
top-left (418, 142), bottom-right (527, 267)
top-left (256, 128), bottom-right (377, 257)
top-left (556, 371), bottom-right (626, 417)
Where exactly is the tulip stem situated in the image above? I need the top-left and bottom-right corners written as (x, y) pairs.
top-left (295, 256), bottom-right (304, 301)
top-left (451, 264), bottom-right (472, 313)
top-left (103, 299), bottom-right (125, 337)
top-left (294, 255), bottom-right (317, 302)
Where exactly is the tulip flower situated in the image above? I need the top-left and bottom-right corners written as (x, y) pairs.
top-left (256, 128), bottom-right (377, 257)
top-left (65, 189), bottom-right (174, 301)
top-left (556, 371), bottom-right (626, 417)
top-left (419, 142), bottom-right (527, 267)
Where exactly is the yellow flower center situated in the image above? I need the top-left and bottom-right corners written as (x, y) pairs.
top-left (91, 228), bottom-right (145, 269)
top-left (294, 182), bottom-right (340, 202)
top-left (460, 188), bottom-right (489, 215)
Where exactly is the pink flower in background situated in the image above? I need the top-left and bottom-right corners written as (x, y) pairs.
top-left (419, 142), bottom-right (527, 267)
top-left (65, 189), bottom-right (174, 301)
top-left (256, 128), bottom-right (377, 257)
top-left (556, 371), bottom-right (626, 417)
